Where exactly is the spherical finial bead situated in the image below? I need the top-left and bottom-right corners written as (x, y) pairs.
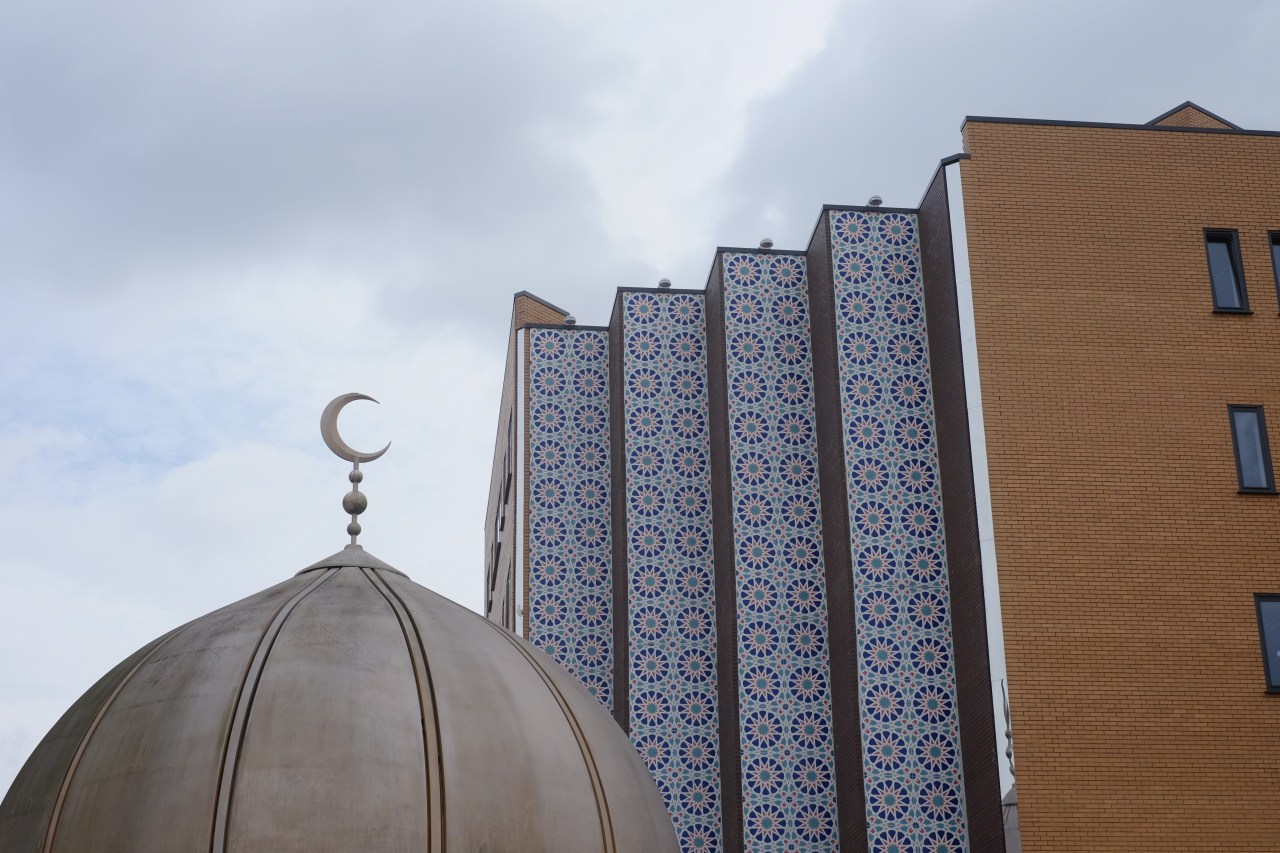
top-left (349, 469), bottom-right (364, 484)
top-left (343, 490), bottom-right (368, 515)
top-left (347, 521), bottom-right (362, 537)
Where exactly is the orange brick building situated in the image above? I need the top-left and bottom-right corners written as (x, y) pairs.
top-left (481, 101), bottom-right (1280, 853)
top-left (953, 102), bottom-right (1280, 850)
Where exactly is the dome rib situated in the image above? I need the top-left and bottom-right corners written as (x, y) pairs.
top-left (210, 568), bottom-right (337, 853)
top-left (360, 567), bottom-right (445, 853)
top-left (41, 629), bottom-right (184, 853)
top-left (475, 615), bottom-right (617, 853)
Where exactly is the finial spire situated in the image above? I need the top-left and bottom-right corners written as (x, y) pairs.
top-left (1002, 678), bottom-right (1016, 779)
top-left (320, 393), bottom-right (391, 545)
top-left (343, 467), bottom-right (367, 543)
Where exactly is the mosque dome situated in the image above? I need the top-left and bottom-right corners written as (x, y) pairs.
top-left (0, 543), bottom-right (678, 852)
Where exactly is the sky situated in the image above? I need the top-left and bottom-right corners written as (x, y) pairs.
top-left (3, 0), bottom-right (1279, 796)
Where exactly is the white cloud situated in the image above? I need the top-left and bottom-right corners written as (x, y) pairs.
top-left (0, 264), bottom-right (505, 790)
top-left (3, 0), bottom-right (1279, 801)
top-left (553, 0), bottom-right (843, 282)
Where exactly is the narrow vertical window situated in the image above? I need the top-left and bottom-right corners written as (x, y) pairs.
top-left (1270, 232), bottom-right (1280, 308)
top-left (1229, 405), bottom-right (1276, 493)
top-left (1205, 230), bottom-right (1248, 311)
top-left (1256, 595), bottom-right (1280, 692)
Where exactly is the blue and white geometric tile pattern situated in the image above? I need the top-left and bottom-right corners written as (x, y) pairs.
top-left (622, 291), bottom-right (723, 853)
top-left (526, 327), bottom-right (614, 711)
top-left (829, 210), bottom-right (969, 852)
top-left (720, 253), bottom-right (840, 852)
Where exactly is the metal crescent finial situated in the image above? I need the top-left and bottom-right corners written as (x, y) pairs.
top-left (321, 393), bottom-right (391, 463)
top-left (321, 393), bottom-right (390, 545)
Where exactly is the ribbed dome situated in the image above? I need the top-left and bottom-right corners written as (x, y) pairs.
top-left (0, 546), bottom-right (677, 853)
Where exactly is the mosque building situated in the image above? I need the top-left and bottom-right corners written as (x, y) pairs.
top-left (0, 395), bottom-right (679, 853)
top-left (3, 100), bottom-right (1277, 853)
top-left (484, 102), bottom-right (1280, 852)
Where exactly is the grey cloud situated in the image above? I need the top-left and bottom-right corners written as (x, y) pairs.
top-left (6, 0), bottom-right (1280, 799)
top-left (695, 0), bottom-right (1280, 797)
top-left (0, 0), bottom-right (642, 327)
top-left (711, 0), bottom-right (1280, 251)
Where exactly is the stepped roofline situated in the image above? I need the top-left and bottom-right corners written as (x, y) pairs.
top-left (963, 104), bottom-right (1276, 137)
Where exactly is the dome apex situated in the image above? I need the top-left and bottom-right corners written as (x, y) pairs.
top-left (298, 542), bottom-right (402, 575)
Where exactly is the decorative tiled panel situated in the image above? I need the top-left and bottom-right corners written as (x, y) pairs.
top-left (720, 254), bottom-right (840, 852)
top-left (829, 210), bottom-right (969, 852)
top-left (526, 327), bottom-right (614, 711)
top-left (621, 291), bottom-right (722, 853)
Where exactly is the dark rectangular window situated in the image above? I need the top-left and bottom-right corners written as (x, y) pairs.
top-left (1206, 229), bottom-right (1248, 312)
top-left (1270, 232), bottom-right (1280, 308)
top-left (1229, 405), bottom-right (1276, 493)
top-left (1256, 595), bottom-right (1280, 692)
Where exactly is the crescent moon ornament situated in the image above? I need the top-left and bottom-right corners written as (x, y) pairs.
top-left (321, 393), bottom-right (391, 546)
top-left (320, 393), bottom-right (391, 463)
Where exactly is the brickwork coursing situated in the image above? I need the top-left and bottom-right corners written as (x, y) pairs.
top-left (1153, 105), bottom-right (1233, 130)
top-left (515, 293), bottom-right (568, 329)
top-left (960, 120), bottom-right (1280, 851)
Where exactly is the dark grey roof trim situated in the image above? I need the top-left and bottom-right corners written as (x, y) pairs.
top-left (807, 196), bottom-right (940, 246)
top-left (821, 204), bottom-right (918, 214)
top-left (512, 290), bottom-right (569, 316)
top-left (915, 153), bottom-right (972, 211)
top-left (1145, 100), bottom-right (1241, 130)
top-left (615, 286), bottom-right (706, 295)
top-left (714, 246), bottom-right (808, 257)
top-left (962, 114), bottom-right (1279, 138)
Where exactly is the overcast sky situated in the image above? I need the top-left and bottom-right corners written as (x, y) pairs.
top-left (3, 0), bottom-right (1278, 795)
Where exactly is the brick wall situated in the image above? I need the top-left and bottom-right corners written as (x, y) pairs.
top-left (514, 293), bottom-right (567, 328)
top-left (960, 119), bottom-right (1280, 851)
top-left (1153, 106), bottom-right (1233, 130)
